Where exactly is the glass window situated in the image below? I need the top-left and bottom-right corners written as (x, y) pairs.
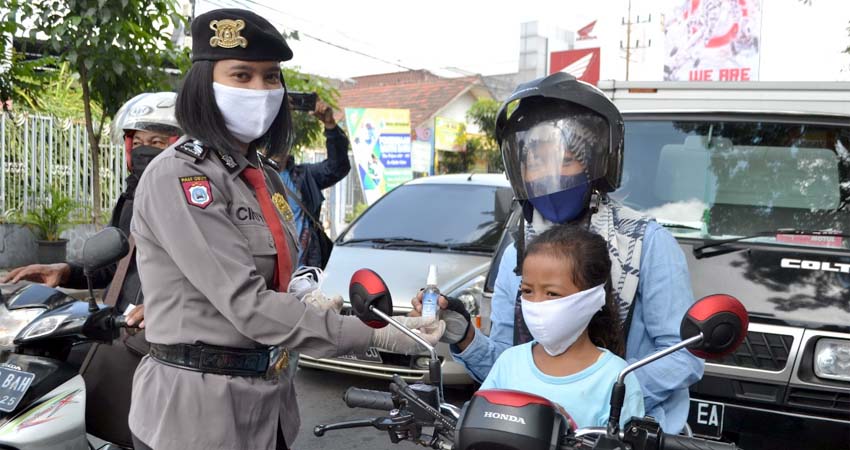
top-left (340, 184), bottom-right (504, 251)
top-left (611, 119), bottom-right (850, 247)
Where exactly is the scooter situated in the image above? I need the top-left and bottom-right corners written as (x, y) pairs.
top-left (315, 269), bottom-right (749, 450)
top-left (0, 227), bottom-right (134, 450)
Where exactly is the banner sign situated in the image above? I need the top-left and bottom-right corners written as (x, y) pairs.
top-left (344, 108), bottom-right (413, 204)
top-left (550, 48), bottom-right (601, 85)
top-left (434, 116), bottom-right (465, 152)
top-left (664, 0), bottom-right (762, 81)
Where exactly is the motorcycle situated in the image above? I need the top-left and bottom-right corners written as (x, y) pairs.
top-left (315, 268), bottom-right (749, 450)
top-left (0, 227), bottom-right (135, 450)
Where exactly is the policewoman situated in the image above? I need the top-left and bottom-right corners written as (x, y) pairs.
top-left (128, 9), bottom-right (443, 450)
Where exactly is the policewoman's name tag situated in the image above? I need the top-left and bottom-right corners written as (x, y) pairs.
top-left (181, 175), bottom-right (214, 209)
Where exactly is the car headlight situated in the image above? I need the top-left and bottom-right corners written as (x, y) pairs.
top-left (814, 338), bottom-right (850, 382)
top-left (0, 304), bottom-right (44, 350)
top-left (446, 275), bottom-right (486, 317)
top-left (17, 314), bottom-right (70, 342)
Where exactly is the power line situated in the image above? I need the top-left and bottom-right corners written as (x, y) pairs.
top-left (219, 0), bottom-right (417, 71)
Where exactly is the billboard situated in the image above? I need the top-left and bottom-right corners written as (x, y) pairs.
top-left (664, 0), bottom-right (762, 81)
top-left (549, 48), bottom-right (601, 85)
top-left (434, 116), bottom-right (464, 152)
top-left (344, 108), bottom-right (413, 205)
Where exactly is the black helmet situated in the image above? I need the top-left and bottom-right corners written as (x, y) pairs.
top-left (496, 72), bottom-right (624, 199)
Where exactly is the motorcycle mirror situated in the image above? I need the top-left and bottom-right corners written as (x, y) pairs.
top-left (680, 294), bottom-right (749, 359)
top-left (83, 227), bottom-right (130, 275)
top-left (349, 269), bottom-right (393, 329)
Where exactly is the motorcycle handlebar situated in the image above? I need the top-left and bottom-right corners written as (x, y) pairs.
top-left (343, 387), bottom-right (395, 411)
top-left (662, 433), bottom-right (739, 450)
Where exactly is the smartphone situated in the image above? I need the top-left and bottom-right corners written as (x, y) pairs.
top-left (289, 92), bottom-right (318, 111)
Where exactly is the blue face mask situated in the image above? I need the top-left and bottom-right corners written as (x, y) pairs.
top-left (526, 174), bottom-right (589, 223)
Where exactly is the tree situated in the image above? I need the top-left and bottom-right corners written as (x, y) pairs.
top-left (439, 98), bottom-right (503, 173)
top-left (283, 67), bottom-right (340, 159)
top-left (9, 0), bottom-right (189, 223)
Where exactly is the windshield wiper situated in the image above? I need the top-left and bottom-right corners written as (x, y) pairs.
top-left (693, 229), bottom-right (850, 259)
top-left (340, 237), bottom-right (449, 249)
top-left (447, 243), bottom-right (494, 253)
top-left (657, 221), bottom-right (703, 231)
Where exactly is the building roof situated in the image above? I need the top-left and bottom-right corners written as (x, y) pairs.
top-left (337, 70), bottom-right (491, 128)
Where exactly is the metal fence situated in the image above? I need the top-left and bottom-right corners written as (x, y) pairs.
top-left (1, 112), bottom-right (125, 222)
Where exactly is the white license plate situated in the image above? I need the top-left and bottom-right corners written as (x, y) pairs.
top-left (338, 347), bottom-right (383, 364)
top-left (0, 367), bottom-right (35, 413)
top-left (688, 399), bottom-right (725, 439)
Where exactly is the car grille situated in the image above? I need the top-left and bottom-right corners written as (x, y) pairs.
top-left (787, 387), bottom-right (850, 416)
top-left (708, 331), bottom-right (794, 371)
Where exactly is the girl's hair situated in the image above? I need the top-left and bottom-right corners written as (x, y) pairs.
top-left (525, 224), bottom-right (625, 356)
top-left (175, 60), bottom-right (293, 159)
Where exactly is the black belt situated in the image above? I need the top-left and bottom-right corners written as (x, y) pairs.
top-left (149, 343), bottom-right (271, 377)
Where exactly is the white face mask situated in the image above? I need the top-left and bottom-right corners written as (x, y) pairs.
top-left (212, 82), bottom-right (285, 144)
top-left (521, 284), bottom-right (606, 356)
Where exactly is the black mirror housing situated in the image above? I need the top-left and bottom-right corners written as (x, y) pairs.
top-left (82, 227), bottom-right (130, 275)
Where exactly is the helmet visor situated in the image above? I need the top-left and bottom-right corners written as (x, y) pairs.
top-left (502, 114), bottom-right (610, 200)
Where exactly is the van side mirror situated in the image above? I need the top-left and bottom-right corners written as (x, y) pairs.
top-left (494, 187), bottom-right (514, 224)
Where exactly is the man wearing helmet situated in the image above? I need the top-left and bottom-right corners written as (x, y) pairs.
top-left (414, 73), bottom-right (704, 434)
top-left (2, 91), bottom-right (181, 447)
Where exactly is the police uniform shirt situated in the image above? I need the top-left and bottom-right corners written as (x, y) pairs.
top-left (128, 137), bottom-right (373, 450)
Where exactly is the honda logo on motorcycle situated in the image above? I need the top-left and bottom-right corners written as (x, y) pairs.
top-left (483, 411), bottom-right (527, 424)
top-left (780, 258), bottom-right (850, 273)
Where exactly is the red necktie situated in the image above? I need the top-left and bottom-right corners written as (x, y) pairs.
top-left (241, 167), bottom-right (292, 291)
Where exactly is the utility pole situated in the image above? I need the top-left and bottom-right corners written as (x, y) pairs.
top-left (620, 0), bottom-right (652, 81)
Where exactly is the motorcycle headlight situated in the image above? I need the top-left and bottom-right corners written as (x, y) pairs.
top-left (814, 338), bottom-right (850, 382)
top-left (446, 275), bottom-right (486, 317)
top-left (18, 314), bottom-right (70, 341)
top-left (0, 304), bottom-right (44, 350)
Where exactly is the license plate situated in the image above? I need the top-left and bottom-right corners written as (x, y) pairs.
top-left (0, 367), bottom-right (35, 413)
top-left (338, 347), bottom-right (383, 364)
top-left (688, 399), bottom-right (725, 439)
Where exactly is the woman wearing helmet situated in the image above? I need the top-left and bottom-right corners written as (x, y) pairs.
top-left (414, 73), bottom-right (704, 434)
top-left (1, 91), bottom-right (182, 447)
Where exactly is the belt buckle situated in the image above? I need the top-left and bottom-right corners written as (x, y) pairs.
top-left (265, 347), bottom-right (289, 380)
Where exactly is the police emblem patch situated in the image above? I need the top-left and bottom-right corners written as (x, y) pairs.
top-left (180, 176), bottom-right (214, 209)
top-left (209, 19), bottom-right (248, 49)
top-left (272, 192), bottom-right (294, 222)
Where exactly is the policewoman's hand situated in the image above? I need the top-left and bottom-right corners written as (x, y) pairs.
top-left (312, 100), bottom-right (336, 129)
top-left (125, 304), bottom-right (145, 329)
top-left (370, 316), bottom-right (446, 355)
top-left (410, 291), bottom-right (472, 344)
top-left (303, 289), bottom-right (344, 313)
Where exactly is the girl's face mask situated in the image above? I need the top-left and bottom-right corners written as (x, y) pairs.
top-left (521, 284), bottom-right (606, 356)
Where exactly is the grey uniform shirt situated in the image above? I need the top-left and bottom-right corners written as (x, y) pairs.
top-left (128, 138), bottom-right (373, 450)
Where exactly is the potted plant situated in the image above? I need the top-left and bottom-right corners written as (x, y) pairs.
top-left (23, 187), bottom-right (78, 264)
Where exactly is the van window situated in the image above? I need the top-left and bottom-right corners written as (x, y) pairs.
top-left (611, 119), bottom-right (850, 247)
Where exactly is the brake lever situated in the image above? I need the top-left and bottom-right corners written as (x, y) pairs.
top-left (390, 380), bottom-right (457, 430)
top-left (313, 414), bottom-right (417, 438)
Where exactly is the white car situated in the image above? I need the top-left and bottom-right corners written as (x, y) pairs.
top-left (299, 174), bottom-right (512, 385)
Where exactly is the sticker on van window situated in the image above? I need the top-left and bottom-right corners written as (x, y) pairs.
top-left (776, 234), bottom-right (843, 248)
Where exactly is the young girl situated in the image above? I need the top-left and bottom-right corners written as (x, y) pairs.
top-left (480, 225), bottom-right (644, 428)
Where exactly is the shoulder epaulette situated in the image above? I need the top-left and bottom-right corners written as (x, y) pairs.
top-left (175, 140), bottom-right (209, 162)
top-left (258, 152), bottom-right (280, 171)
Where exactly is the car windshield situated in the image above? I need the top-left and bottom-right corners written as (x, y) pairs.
top-left (340, 183), bottom-right (504, 251)
top-left (611, 118), bottom-right (850, 249)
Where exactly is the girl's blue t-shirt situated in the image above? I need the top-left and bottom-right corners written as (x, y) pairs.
top-left (480, 342), bottom-right (645, 429)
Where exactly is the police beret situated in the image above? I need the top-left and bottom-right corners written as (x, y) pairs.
top-left (191, 8), bottom-right (293, 62)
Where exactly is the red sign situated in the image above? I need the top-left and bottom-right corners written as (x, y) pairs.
top-left (549, 48), bottom-right (601, 85)
top-left (577, 21), bottom-right (597, 40)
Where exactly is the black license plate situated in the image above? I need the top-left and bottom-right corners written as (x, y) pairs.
top-left (338, 347), bottom-right (383, 364)
top-left (0, 367), bottom-right (35, 413)
top-left (688, 399), bottom-right (725, 439)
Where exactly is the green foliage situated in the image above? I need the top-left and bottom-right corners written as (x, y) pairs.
top-left (344, 202), bottom-right (369, 223)
top-left (284, 67), bottom-right (340, 158)
top-left (10, 0), bottom-right (189, 222)
top-left (439, 98), bottom-right (503, 174)
top-left (23, 188), bottom-right (78, 241)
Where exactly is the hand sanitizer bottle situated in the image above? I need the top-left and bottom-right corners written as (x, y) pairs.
top-left (421, 264), bottom-right (439, 320)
